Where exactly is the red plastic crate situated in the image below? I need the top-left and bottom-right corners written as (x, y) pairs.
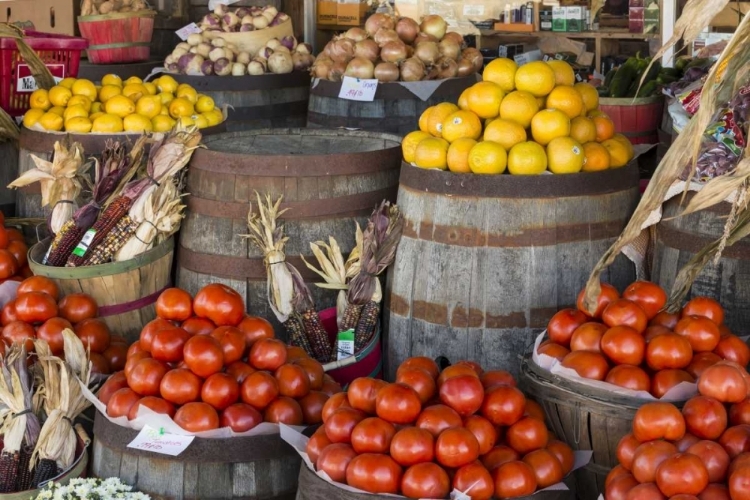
top-left (0, 30), bottom-right (88, 118)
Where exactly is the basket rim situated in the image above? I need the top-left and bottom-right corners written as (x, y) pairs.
top-left (77, 9), bottom-right (157, 21)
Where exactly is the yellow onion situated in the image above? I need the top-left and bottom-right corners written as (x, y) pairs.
top-left (328, 60), bottom-right (347, 82)
top-left (443, 32), bottom-right (465, 47)
top-left (400, 57), bottom-right (425, 82)
top-left (414, 32), bottom-right (438, 45)
top-left (462, 47), bottom-right (484, 72)
top-left (395, 17), bottom-right (419, 44)
top-left (457, 58), bottom-right (475, 77)
top-left (380, 41), bottom-right (408, 64)
top-left (327, 37), bottom-right (355, 64)
top-left (374, 28), bottom-right (400, 46)
top-left (354, 39), bottom-right (380, 62)
top-left (374, 62), bottom-right (399, 82)
top-left (344, 27), bottom-right (368, 42)
top-left (439, 38), bottom-right (461, 61)
top-left (414, 41), bottom-right (440, 66)
top-left (365, 13), bottom-right (395, 36)
top-left (420, 15), bottom-right (447, 40)
top-left (436, 56), bottom-right (458, 79)
top-left (344, 57), bottom-right (375, 79)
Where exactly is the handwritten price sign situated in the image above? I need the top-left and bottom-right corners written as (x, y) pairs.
top-left (338, 76), bottom-right (378, 102)
top-left (127, 425), bottom-right (195, 456)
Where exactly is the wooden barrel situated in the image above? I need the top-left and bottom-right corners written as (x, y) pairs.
top-left (170, 72), bottom-right (310, 132)
top-left (385, 163), bottom-right (640, 380)
top-left (599, 95), bottom-right (664, 145)
top-left (306, 75), bottom-right (478, 136)
top-left (0, 141), bottom-right (18, 217)
top-left (28, 237), bottom-right (174, 342)
top-left (77, 11), bottom-right (156, 64)
top-left (77, 59), bottom-right (163, 82)
top-left (519, 356), bottom-right (686, 500)
top-left (176, 128), bottom-right (401, 339)
top-left (651, 195), bottom-right (750, 335)
top-left (92, 411), bottom-right (299, 499)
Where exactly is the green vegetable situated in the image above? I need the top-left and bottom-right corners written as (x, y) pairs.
top-left (659, 67), bottom-right (680, 78)
top-left (656, 74), bottom-right (678, 85)
top-left (685, 57), bottom-right (710, 70)
top-left (675, 56), bottom-right (691, 72)
top-left (637, 80), bottom-right (658, 97)
top-left (610, 62), bottom-right (638, 98)
top-left (597, 86), bottom-right (610, 97)
top-left (603, 68), bottom-right (617, 88)
top-left (642, 60), bottom-right (661, 84)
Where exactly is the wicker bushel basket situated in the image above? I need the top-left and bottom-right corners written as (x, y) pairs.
top-left (518, 355), bottom-right (687, 500)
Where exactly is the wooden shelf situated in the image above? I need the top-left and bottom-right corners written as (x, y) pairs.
top-left (480, 28), bottom-right (660, 39)
top-left (317, 24), bottom-right (362, 31)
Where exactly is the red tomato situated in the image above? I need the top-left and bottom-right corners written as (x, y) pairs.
top-left (390, 427), bottom-right (435, 466)
top-left (601, 325), bottom-right (646, 365)
top-left (523, 448), bottom-right (563, 488)
top-left (286, 345), bottom-right (308, 361)
top-left (547, 308), bottom-right (589, 347)
top-left (645, 325), bottom-right (673, 342)
top-left (106, 387), bottom-right (141, 419)
top-left (306, 428), bottom-right (332, 464)
top-left (683, 396), bottom-right (727, 440)
top-left (90, 353), bottom-right (111, 374)
top-left (480, 369), bottom-right (516, 389)
top-left (325, 407), bottom-right (366, 443)
top-left (201, 373), bottom-right (239, 411)
top-left (675, 316), bottom-right (721, 353)
top-left (454, 360), bottom-right (484, 376)
top-left (192, 283), bottom-right (245, 326)
top-left (347, 377), bottom-right (386, 414)
top-left (616, 433), bottom-right (641, 471)
top-left (151, 327), bottom-right (190, 363)
top-left (240, 371), bottom-right (279, 410)
top-left (174, 402), bottom-right (219, 432)
top-left (547, 440), bottom-right (575, 475)
top-left (524, 399), bottom-right (546, 421)
top-left (159, 368), bottom-right (201, 405)
top-left (210, 326), bottom-right (246, 364)
top-left (561, 351), bottom-right (610, 380)
top-left (225, 361), bottom-right (255, 384)
top-left (651, 369), bottom-right (694, 399)
top-left (623, 281), bottom-right (667, 319)
top-left (128, 396), bottom-right (176, 420)
top-left (236, 315), bottom-right (275, 347)
top-left (58, 293), bottom-right (98, 323)
top-left (293, 357), bottom-right (325, 391)
top-left (321, 374), bottom-right (343, 397)
top-left (7, 241), bottom-right (27, 269)
top-left (718, 424), bottom-right (750, 458)
top-left (0, 249), bottom-right (18, 279)
top-left (18, 276), bottom-right (59, 300)
top-left (97, 371), bottom-right (128, 405)
top-left (248, 338), bottom-right (287, 372)
top-left (396, 367), bottom-right (436, 404)
top-left (506, 416), bottom-right (548, 455)
top-left (730, 453), bottom-right (750, 476)
top-left (401, 462), bottom-right (450, 499)
top-left (492, 460), bottom-right (538, 498)
top-left (298, 391), bottom-right (328, 425)
top-left (346, 453), bottom-right (402, 494)
top-left (435, 427), bottom-right (480, 468)
top-left (1, 299), bottom-right (17, 326)
top-left (103, 343), bottom-right (128, 372)
top-left (264, 396), bottom-right (303, 425)
top-left (350, 417), bottom-right (396, 454)
top-left (687, 352), bottom-right (722, 379)
top-left (464, 415), bottom-right (497, 456)
top-left (646, 333), bottom-right (693, 370)
top-left (633, 402), bottom-right (686, 442)
top-left (606, 473), bottom-right (639, 500)
top-left (2, 320), bottom-right (34, 351)
top-left (74, 318), bottom-right (111, 354)
top-left (274, 363), bottom-right (311, 399)
top-left (181, 316), bottom-right (215, 336)
top-left (569, 322), bottom-right (607, 352)
top-left (650, 311), bottom-right (679, 330)
top-left (139, 318), bottom-right (173, 352)
top-left (398, 356), bottom-right (440, 380)
top-left (438, 374), bottom-right (484, 417)
top-left (221, 403), bottom-right (262, 432)
top-left (655, 452), bottom-right (709, 496)
top-left (126, 358), bottom-right (168, 396)
top-left (606, 364), bottom-right (651, 392)
top-left (127, 340), bottom-right (146, 358)
top-left (536, 341), bottom-right (570, 361)
top-left (124, 351), bottom-right (151, 379)
top-left (631, 440), bottom-right (678, 483)
top-left (321, 392), bottom-right (350, 423)
top-left (183, 335), bottom-right (224, 378)
top-left (156, 288), bottom-right (193, 322)
top-left (624, 483), bottom-right (666, 500)
top-left (681, 297), bottom-right (724, 326)
top-left (687, 440), bottom-right (730, 483)
top-left (376, 383), bottom-right (422, 424)
top-left (437, 364), bottom-right (479, 388)
top-left (15, 291), bottom-right (58, 324)
top-left (481, 385), bottom-right (526, 426)
top-left (482, 445), bottom-right (519, 471)
top-left (674, 432), bottom-right (701, 452)
top-left (602, 299), bottom-right (648, 333)
top-left (316, 443), bottom-right (357, 482)
top-left (699, 483), bottom-right (730, 500)
top-left (416, 404), bottom-right (463, 437)
top-left (714, 335), bottom-right (750, 367)
top-left (452, 461), bottom-right (494, 500)
top-left (576, 282), bottom-right (620, 318)
top-left (731, 399), bottom-right (750, 426)
top-left (699, 363), bottom-right (748, 403)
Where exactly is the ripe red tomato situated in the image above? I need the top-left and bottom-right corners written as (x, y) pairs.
top-left (1, 299), bottom-right (17, 326)
top-left (348, 377), bottom-right (385, 414)
top-left (480, 369), bottom-right (516, 389)
top-left (124, 351), bottom-right (151, 379)
top-left (606, 364), bottom-right (651, 392)
top-left (127, 340), bottom-right (146, 358)
top-left (601, 325), bottom-right (646, 365)
top-left (730, 466), bottom-right (750, 500)
top-left (674, 433), bottom-right (701, 452)
top-left (156, 288), bottom-right (193, 322)
top-left (181, 316), bottom-right (215, 336)
top-left (646, 333), bottom-right (693, 370)
top-left (482, 445), bottom-right (520, 471)
top-left (210, 326), bottom-right (246, 364)
top-left (492, 460), bottom-right (538, 498)
top-left (293, 357), bottom-right (325, 391)
top-left (437, 364), bottom-right (479, 388)
top-left (90, 353), bottom-right (111, 374)
top-left (624, 483), bottom-right (667, 500)
top-left (435, 427), bottom-right (480, 468)
top-left (675, 316), bottom-right (721, 353)
top-left (201, 373), bottom-right (239, 411)
top-left (192, 283), bottom-right (244, 326)
top-left (103, 343), bottom-right (128, 372)
top-left (74, 318), bottom-right (111, 354)
top-left (524, 399), bottom-right (545, 421)
top-left (346, 453), bottom-right (402, 494)
top-left (97, 371), bottom-right (128, 405)
top-left (225, 361), bottom-right (255, 384)
top-left (699, 363), bottom-right (748, 403)
top-left (264, 396), bottom-right (303, 425)
top-left (316, 443), bottom-right (357, 482)
top-left (699, 483), bottom-right (730, 500)
top-left (159, 368), bottom-right (201, 405)
top-left (325, 407), bottom-right (366, 443)
top-left (15, 291), bottom-right (58, 324)
top-left (151, 327), bottom-right (190, 363)
top-left (58, 293), bottom-right (98, 323)
top-left (7, 240), bottom-right (28, 269)
top-left (396, 367), bottom-right (436, 404)
top-left (248, 338), bottom-right (287, 372)
top-left (687, 352), bottom-right (722, 379)
top-left (453, 461), bottom-right (494, 500)
top-left (687, 440), bottom-right (730, 483)
top-left (401, 462), bottom-right (450, 499)
top-left (454, 360), bottom-right (484, 375)
top-left (306, 427), bottom-right (332, 463)
top-left (398, 356), bottom-right (440, 379)
top-left (523, 448), bottom-right (564, 488)
top-left (651, 369), bottom-right (694, 399)
top-left (323, 374), bottom-right (344, 394)
top-left (106, 387), bottom-right (141, 418)
top-left (2, 320), bottom-right (34, 351)
top-left (296, 390), bottom-right (327, 425)
top-left (606, 465), bottom-right (632, 489)
top-left (174, 402), bottom-right (219, 432)
top-left (17, 276), bottom-right (59, 300)
top-left (321, 392), bottom-right (349, 423)
top-left (547, 308), bottom-right (589, 347)
top-left (126, 358), bottom-right (168, 396)
top-left (617, 433), bottom-right (641, 471)
top-left (506, 416), bottom-right (548, 455)
top-left (655, 452), bottom-right (709, 496)
top-left (376, 383), bottom-right (422, 424)
top-left (183, 334), bottom-right (224, 378)
top-left (286, 345), bottom-right (308, 361)
top-left (547, 440), bottom-right (575, 475)
top-left (569, 322), bottom-right (607, 352)
top-left (221, 403), bottom-right (262, 432)
top-left (731, 399), bottom-right (750, 426)
top-left (536, 341), bottom-right (570, 361)
top-left (714, 335), bottom-right (750, 367)
top-left (623, 281), bottom-right (667, 319)
top-left (561, 351), bottom-right (610, 380)
top-left (481, 385), bottom-right (526, 426)
top-left (683, 396), bottom-right (727, 440)
top-left (602, 298), bottom-right (648, 333)
top-left (0, 249), bottom-right (18, 279)
top-left (350, 417), bottom-right (396, 454)
top-left (128, 396), bottom-right (176, 420)
top-left (718, 425), bottom-right (750, 458)
top-left (633, 402), bottom-right (686, 442)
top-left (605, 473), bottom-right (638, 500)
top-left (730, 453), bottom-right (750, 476)
top-left (236, 315), bottom-right (274, 347)
top-left (464, 415), bottom-right (498, 455)
top-left (390, 427), bottom-right (435, 466)
top-left (577, 282), bottom-right (620, 318)
top-left (682, 297), bottom-right (724, 326)
top-left (415, 404), bottom-right (462, 437)
top-left (650, 311), bottom-right (679, 330)
top-left (240, 371), bottom-right (279, 410)
top-left (438, 374), bottom-right (483, 417)
top-left (645, 325), bottom-right (673, 342)
top-left (631, 440), bottom-right (678, 483)
top-left (274, 363), bottom-right (311, 399)
top-left (139, 318), bottom-right (173, 352)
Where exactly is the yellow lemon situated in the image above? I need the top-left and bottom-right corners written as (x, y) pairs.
top-left (89, 112), bottom-right (105, 121)
top-left (203, 109), bottom-right (223, 126)
top-left (48, 106), bottom-right (66, 117)
top-left (63, 105), bottom-right (88, 121)
top-left (530, 109), bottom-right (570, 146)
top-left (159, 107), bottom-right (170, 116)
top-left (92, 113), bottom-right (124, 133)
top-left (105, 95), bottom-right (136, 118)
top-left (414, 137), bottom-right (449, 170)
top-left (123, 114), bottom-right (153, 133)
top-left (101, 74), bottom-right (123, 87)
top-left (483, 118), bottom-right (528, 151)
top-left (499, 90), bottom-right (539, 129)
top-left (135, 95), bottom-right (162, 119)
top-left (581, 142), bottom-right (611, 172)
top-left (158, 92), bottom-right (175, 105)
top-left (402, 131), bottom-right (432, 164)
top-left (37, 112), bottom-right (64, 131)
top-left (515, 61), bottom-right (556, 97)
top-left (122, 83), bottom-right (148, 102)
top-left (22, 109), bottom-right (45, 129)
top-left (574, 82), bottom-right (599, 112)
top-left (98, 85), bottom-right (122, 104)
top-left (91, 102), bottom-right (103, 114)
top-left (193, 114), bottom-right (209, 129)
top-left (29, 89), bottom-right (51, 110)
top-left (67, 95), bottom-right (92, 112)
top-left (71, 79), bottom-right (97, 100)
top-left (446, 137), bottom-right (477, 174)
top-left (58, 77), bottom-right (77, 89)
top-left (466, 81), bottom-right (504, 119)
top-left (176, 86), bottom-right (198, 104)
top-left (546, 60), bottom-right (576, 86)
top-left (570, 116), bottom-right (597, 144)
top-left (195, 95), bottom-right (215, 113)
top-left (508, 141), bottom-right (548, 175)
top-left (64, 116), bottom-right (92, 133)
top-left (169, 98), bottom-right (195, 118)
top-left (547, 137), bottom-right (584, 174)
top-left (457, 88), bottom-right (471, 111)
top-left (419, 106), bottom-right (434, 133)
top-left (545, 85), bottom-right (584, 119)
top-left (143, 82), bottom-right (158, 95)
top-left (441, 110), bottom-right (482, 143)
top-left (426, 102), bottom-right (458, 137)
top-left (124, 76), bottom-right (143, 85)
top-left (48, 86), bottom-right (73, 107)
top-left (483, 58), bottom-right (518, 93)
top-left (156, 75), bottom-right (178, 94)
top-left (468, 140), bottom-right (507, 174)
top-left (178, 115), bottom-right (195, 127)
top-left (152, 115), bottom-right (176, 132)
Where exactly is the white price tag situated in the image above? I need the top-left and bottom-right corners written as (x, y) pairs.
top-left (127, 425), bottom-right (195, 456)
top-left (176, 22), bottom-right (202, 41)
top-left (338, 76), bottom-right (378, 102)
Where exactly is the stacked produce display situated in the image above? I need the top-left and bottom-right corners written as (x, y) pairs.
top-left (79, 0), bottom-right (149, 15)
top-left (596, 53), bottom-right (695, 98)
top-left (198, 4), bottom-right (290, 33)
top-left (0, 217), bottom-right (32, 282)
top-left (402, 58), bottom-right (635, 174)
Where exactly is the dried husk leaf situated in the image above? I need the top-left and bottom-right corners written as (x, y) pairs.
top-left (0, 25), bottom-right (54, 90)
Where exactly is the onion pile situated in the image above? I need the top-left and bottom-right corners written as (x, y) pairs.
top-left (311, 13), bottom-right (481, 83)
top-left (199, 4), bottom-right (289, 33)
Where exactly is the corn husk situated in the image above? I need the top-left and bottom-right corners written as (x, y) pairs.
top-left (0, 25), bottom-right (55, 91)
top-left (0, 107), bottom-right (19, 143)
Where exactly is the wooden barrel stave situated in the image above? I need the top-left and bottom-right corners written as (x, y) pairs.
top-left (385, 163), bottom-right (639, 379)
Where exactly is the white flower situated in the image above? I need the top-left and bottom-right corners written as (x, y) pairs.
top-left (33, 478), bottom-right (151, 500)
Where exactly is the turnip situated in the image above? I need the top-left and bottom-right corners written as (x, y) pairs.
top-left (231, 62), bottom-right (246, 76)
top-left (178, 53), bottom-right (205, 75)
top-left (214, 57), bottom-right (232, 76)
top-left (209, 47), bottom-right (226, 62)
top-left (268, 51), bottom-right (293, 74)
top-left (187, 33), bottom-right (203, 46)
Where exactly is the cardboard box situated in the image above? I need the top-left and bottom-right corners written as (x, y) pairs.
top-left (566, 6), bottom-right (583, 31)
top-left (644, 1), bottom-right (659, 33)
top-left (552, 6), bottom-right (566, 31)
top-left (540, 8), bottom-right (553, 30)
top-left (337, 0), bottom-right (367, 26)
top-left (628, 7), bottom-right (644, 33)
top-left (395, 0), bottom-right (423, 22)
top-left (317, 0), bottom-right (337, 25)
top-left (0, 0), bottom-right (76, 35)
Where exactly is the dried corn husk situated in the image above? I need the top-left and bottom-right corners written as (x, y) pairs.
top-left (0, 25), bottom-right (54, 90)
top-left (0, 108), bottom-right (19, 143)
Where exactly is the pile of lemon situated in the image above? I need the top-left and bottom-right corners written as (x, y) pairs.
top-left (403, 59), bottom-right (635, 175)
top-left (22, 74), bottom-right (224, 134)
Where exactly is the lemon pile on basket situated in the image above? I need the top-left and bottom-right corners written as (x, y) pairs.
top-left (403, 59), bottom-right (635, 175)
top-left (22, 74), bottom-right (224, 134)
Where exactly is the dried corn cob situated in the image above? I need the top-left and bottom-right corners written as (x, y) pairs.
top-left (0, 450), bottom-right (19, 492)
top-left (340, 303), bottom-right (364, 332)
top-left (354, 300), bottom-right (379, 350)
top-left (284, 314), bottom-right (314, 356)
top-left (45, 220), bottom-right (81, 267)
top-left (82, 215), bottom-right (138, 266)
top-left (300, 308), bottom-right (331, 362)
top-left (30, 458), bottom-right (57, 488)
top-left (66, 195), bottom-right (133, 267)
top-left (15, 445), bottom-right (33, 492)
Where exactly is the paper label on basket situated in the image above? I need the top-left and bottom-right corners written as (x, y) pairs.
top-left (338, 77), bottom-right (378, 101)
top-left (72, 229), bottom-right (96, 258)
top-left (127, 425), bottom-right (195, 456)
top-left (336, 329), bottom-right (355, 360)
top-left (15, 64), bottom-right (65, 93)
top-left (176, 22), bottom-right (202, 41)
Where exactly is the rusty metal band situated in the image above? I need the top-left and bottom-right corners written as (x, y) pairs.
top-left (93, 412), bottom-right (297, 462)
top-left (310, 74), bottom-right (477, 100)
top-left (186, 186), bottom-right (397, 220)
top-left (655, 223), bottom-right (750, 261)
top-left (177, 245), bottom-right (320, 280)
top-left (399, 161), bottom-right (640, 198)
top-left (173, 70), bottom-right (312, 92)
top-left (402, 218), bottom-right (628, 248)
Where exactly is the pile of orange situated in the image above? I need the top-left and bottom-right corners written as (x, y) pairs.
top-left (402, 59), bottom-right (635, 175)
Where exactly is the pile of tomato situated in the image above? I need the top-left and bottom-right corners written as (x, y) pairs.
top-left (98, 284), bottom-right (343, 433)
top-left (606, 359), bottom-right (750, 499)
top-left (0, 275), bottom-right (121, 372)
top-left (0, 221), bottom-right (34, 284)
top-left (537, 281), bottom-right (749, 398)
top-left (307, 357), bottom-right (575, 498)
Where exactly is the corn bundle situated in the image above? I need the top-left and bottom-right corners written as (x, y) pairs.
top-left (287, 263), bottom-right (331, 362)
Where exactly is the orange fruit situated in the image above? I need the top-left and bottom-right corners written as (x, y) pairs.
top-left (530, 109), bottom-right (570, 146)
top-left (547, 137), bottom-right (584, 174)
top-left (514, 61), bottom-right (556, 97)
top-left (546, 60), bottom-right (576, 86)
top-left (570, 116), bottom-right (597, 143)
top-left (466, 82), bottom-right (505, 119)
top-left (483, 58), bottom-right (518, 92)
top-left (545, 85), bottom-right (584, 119)
top-left (457, 89), bottom-right (470, 111)
top-left (499, 90), bottom-right (539, 128)
top-left (508, 141), bottom-right (547, 175)
top-left (602, 137), bottom-right (632, 167)
top-left (574, 82), bottom-right (599, 112)
top-left (419, 106), bottom-right (435, 132)
top-left (402, 131), bottom-right (432, 164)
top-left (593, 114), bottom-right (615, 142)
top-left (581, 142), bottom-right (611, 172)
top-left (483, 118), bottom-right (527, 151)
top-left (427, 102), bottom-right (459, 137)
top-left (447, 138), bottom-right (477, 173)
top-left (441, 110), bottom-right (482, 143)
top-left (414, 137), bottom-right (449, 170)
top-left (468, 141), bottom-right (507, 174)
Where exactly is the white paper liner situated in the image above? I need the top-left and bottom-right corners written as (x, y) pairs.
top-left (531, 331), bottom-right (697, 402)
top-left (0, 280), bottom-right (19, 311)
top-left (279, 424), bottom-right (593, 499)
top-left (80, 380), bottom-right (305, 438)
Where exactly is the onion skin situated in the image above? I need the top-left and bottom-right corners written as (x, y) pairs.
top-left (443, 32), bottom-right (465, 47)
top-left (400, 57), bottom-right (426, 82)
top-left (414, 41), bottom-right (440, 66)
top-left (420, 15), bottom-right (448, 40)
top-left (328, 38), bottom-right (355, 64)
top-left (374, 62), bottom-right (399, 82)
top-left (414, 32), bottom-right (438, 45)
top-left (328, 61), bottom-right (347, 82)
top-left (365, 13), bottom-right (395, 36)
top-left (344, 27), bottom-right (368, 42)
top-left (379, 41), bottom-right (408, 64)
top-left (354, 39), bottom-right (380, 63)
top-left (374, 28), bottom-right (400, 47)
top-left (436, 56), bottom-right (458, 79)
top-left (457, 58), bottom-right (475, 77)
top-left (439, 38), bottom-right (461, 61)
top-left (395, 17), bottom-right (419, 44)
top-left (462, 47), bottom-right (484, 72)
top-left (344, 57), bottom-right (375, 79)
top-left (312, 55), bottom-right (333, 79)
